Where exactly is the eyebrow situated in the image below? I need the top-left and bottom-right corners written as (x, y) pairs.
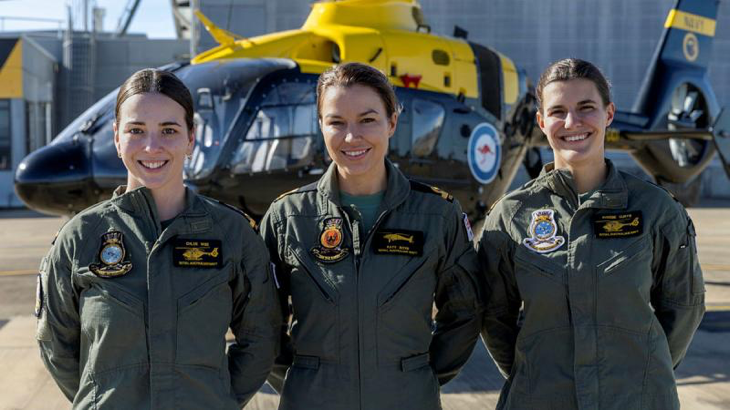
top-left (324, 109), bottom-right (379, 119)
top-left (547, 99), bottom-right (598, 111)
top-left (124, 121), bottom-right (182, 126)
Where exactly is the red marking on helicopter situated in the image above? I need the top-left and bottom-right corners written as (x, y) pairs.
top-left (399, 73), bottom-right (422, 88)
top-left (478, 143), bottom-right (493, 164)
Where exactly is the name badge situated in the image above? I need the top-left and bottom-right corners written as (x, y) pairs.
top-left (372, 230), bottom-right (424, 256)
top-left (593, 211), bottom-right (643, 238)
top-left (173, 239), bottom-right (223, 268)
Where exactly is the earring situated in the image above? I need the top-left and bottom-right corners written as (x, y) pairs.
top-left (117, 152), bottom-right (122, 158)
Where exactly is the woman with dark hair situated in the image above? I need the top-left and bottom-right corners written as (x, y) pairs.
top-left (260, 62), bottom-right (483, 410)
top-left (36, 68), bottom-right (280, 409)
top-left (479, 58), bottom-right (705, 409)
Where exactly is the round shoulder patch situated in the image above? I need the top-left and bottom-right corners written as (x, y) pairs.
top-left (467, 123), bottom-right (502, 185)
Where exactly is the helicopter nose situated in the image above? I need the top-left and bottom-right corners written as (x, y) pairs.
top-left (14, 137), bottom-right (96, 215)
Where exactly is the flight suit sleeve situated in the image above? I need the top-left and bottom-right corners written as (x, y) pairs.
top-left (36, 236), bottom-right (81, 402)
top-left (478, 212), bottom-right (521, 379)
top-left (651, 206), bottom-right (705, 369)
top-left (429, 201), bottom-right (484, 385)
top-left (228, 226), bottom-right (282, 406)
top-left (259, 209), bottom-right (293, 394)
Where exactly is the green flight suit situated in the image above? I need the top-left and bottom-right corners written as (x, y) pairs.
top-left (479, 160), bottom-right (705, 410)
top-left (260, 159), bottom-right (483, 410)
top-left (36, 186), bottom-right (281, 409)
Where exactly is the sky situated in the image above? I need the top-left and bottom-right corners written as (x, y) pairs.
top-left (0, 0), bottom-right (177, 38)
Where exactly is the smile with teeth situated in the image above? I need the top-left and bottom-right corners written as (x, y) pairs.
top-left (343, 148), bottom-right (370, 158)
top-left (562, 133), bottom-right (590, 142)
top-left (139, 160), bottom-right (169, 170)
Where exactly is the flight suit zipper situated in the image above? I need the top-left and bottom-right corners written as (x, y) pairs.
top-left (338, 209), bottom-right (362, 408)
top-left (341, 207), bottom-right (389, 410)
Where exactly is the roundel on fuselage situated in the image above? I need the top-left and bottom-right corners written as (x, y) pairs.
top-left (467, 123), bottom-right (501, 185)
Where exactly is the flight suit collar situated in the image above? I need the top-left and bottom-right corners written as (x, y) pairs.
top-left (316, 159), bottom-right (411, 214)
top-left (111, 185), bottom-right (212, 234)
top-left (537, 159), bottom-right (628, 210)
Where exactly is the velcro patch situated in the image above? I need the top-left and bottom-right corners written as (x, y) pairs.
top-left (173, 239), bottom-right (223, 268)
top-left (593, 211), bottom-right (643, 238)
top-left (373, 230), bottom-right (424, 256)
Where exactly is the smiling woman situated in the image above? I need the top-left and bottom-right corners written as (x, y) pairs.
top-left (479, 59), bottom-right (705, 410)
top-left (113, 70), bottom-right (195, 220)
top-left (260, 62), bottom-right (484, 410)
top-left (36, 68), bottom-right (281, 409)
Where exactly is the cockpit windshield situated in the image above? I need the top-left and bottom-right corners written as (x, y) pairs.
top-left (181, 59), bottom-right (296, 179)
top-left (228, 79), bottom-right (319, 175)
top-left (50, 58), bottom-right (295, 180)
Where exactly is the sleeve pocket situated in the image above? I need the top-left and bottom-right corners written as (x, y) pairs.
top-left (687, 219), bottom-right (705, 295)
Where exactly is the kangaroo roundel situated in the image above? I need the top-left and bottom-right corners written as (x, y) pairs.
top-left (468, 123), bottom-right (502, 184)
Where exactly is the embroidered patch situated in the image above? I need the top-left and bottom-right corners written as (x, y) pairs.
top-left (373, 230), bottom-right (424, 256)
top-left (593, 211), bottom-right (643, 238)
top-left (173, 239), bottom-right (223, 268)
top-left (463, 213), bottom-right (474, 242)
top-left (523, 209), bottom-right (565, 253)
top-left (34, 273), bottom-right (43, 318)
top-left (311, 218), bottom-right (349, 263)
top-left (89, 231), bottom-right (133, 278)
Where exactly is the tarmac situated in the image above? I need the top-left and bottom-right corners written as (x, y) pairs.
top-left (0, 203), bottom-right (728, 410)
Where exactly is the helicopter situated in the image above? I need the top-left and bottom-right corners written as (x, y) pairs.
top-left (14, 0), bottom-right (730, 220)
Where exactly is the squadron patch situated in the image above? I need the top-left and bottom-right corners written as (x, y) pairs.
top-left (593, 211), bottom-right (643, 238)
top-left (523, 209), bottom-right (565, 253)
top-left (173, 239), bottom-right (223, 268)
top-left (34, 273), bottom-right (43, 318)
top-left (88, 231), bottom-right (133, 278)
top-left (311, 218), bottom-right (349, 263)
top-left (373, 230), bottom-right (424, 256)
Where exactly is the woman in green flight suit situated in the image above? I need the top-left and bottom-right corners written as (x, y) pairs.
top-left (479, 58), bottom-right (705, 409)
top-left (36, 69), bottom-right (280, 409)
top-left (260, 62), bottom-right (483, 410)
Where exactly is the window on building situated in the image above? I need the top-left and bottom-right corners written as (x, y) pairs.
top-left (0, 100), bottom-right (11, 170)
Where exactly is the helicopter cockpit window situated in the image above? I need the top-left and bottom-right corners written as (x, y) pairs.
top-left (229, 81), bottom-right (317, 174)
top-left (411, 98), bottom-right (445, 157)
top-left (180, 59), bottom-right (295, 180)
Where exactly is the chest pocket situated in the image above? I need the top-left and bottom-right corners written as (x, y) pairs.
top-left (75, 267), bottom-right (148, 374)
top-left (285, 240), bottom-right (341, 360)
top-left (596, 235), bottom-right (651, 277)
top-left (176, 264), bottom-right (233, 369)
top-left (376, 243), bottom-right (438, 308)
top-left (514, 246), bottom-right (566, 284)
